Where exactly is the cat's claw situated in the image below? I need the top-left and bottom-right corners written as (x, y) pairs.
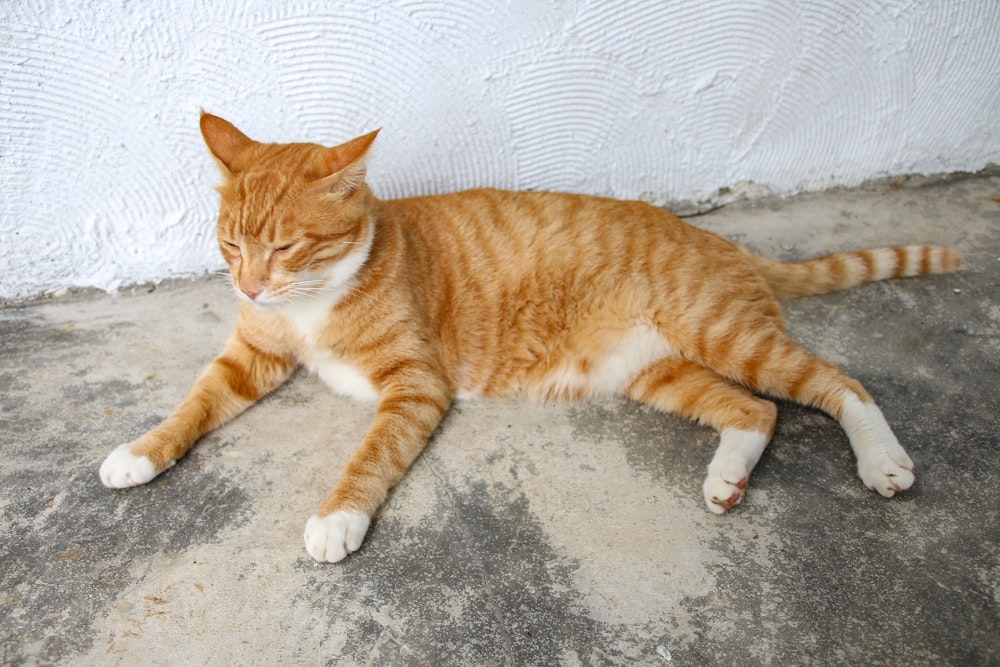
top-left (304, 510), bottom-right (371, 563)
top-left (857, 449), bottom-right (915, 498)
top-left (99, 443), bottom-right (163, 488)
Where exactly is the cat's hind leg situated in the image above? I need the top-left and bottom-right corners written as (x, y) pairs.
top-left (835, 390), bottom-right (914, 497)
top-left (626, 358), bottom-right (777, 513)
top-left (702, 328), bottom-right (915, 497)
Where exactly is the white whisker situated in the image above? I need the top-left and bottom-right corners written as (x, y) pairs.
top-left (283, 277), bottom-right (337, 303)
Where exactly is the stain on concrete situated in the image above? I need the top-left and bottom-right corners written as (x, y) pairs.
top-left (298, 475), bottom-right (680, 666)
top-left (0, 307), bottom-right (254, 664)
top-left (0, 464), bottom-right (253, 664)
top-left (567, 398), bottom-right (712, 491)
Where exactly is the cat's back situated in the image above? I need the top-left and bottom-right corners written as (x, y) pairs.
top-left (383, 187), bottom-right (708, 254)
top-left (380, 187), bottom-right (747, 301)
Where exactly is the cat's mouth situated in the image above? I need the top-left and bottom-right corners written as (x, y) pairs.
top-left (233, 285), bottom-right (288, 310)
top-left (234, 277), bottom-right (340, 311)
top-left (247, 298), bottom-right (284, 311)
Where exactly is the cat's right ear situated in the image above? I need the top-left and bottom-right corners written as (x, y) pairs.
top-left (199, 112), bottom-right (255, 175)
top-left (308, 129), bottom-right (381, 196)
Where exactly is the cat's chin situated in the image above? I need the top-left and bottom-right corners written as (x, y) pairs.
top-left (246, 298), bottom-right (287, 312)
top-left (234, 291), bottom-right (288, 311)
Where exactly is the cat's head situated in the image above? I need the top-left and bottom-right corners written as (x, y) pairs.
top-left (200, 112), bottom-right (380, 309)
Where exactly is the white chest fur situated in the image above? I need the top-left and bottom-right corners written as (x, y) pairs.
top-left (304, 348), bottom-right (379, 402)
top-left (280, 284), bottom-right (379, 403)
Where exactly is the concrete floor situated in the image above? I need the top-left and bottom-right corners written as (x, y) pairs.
top-left (2, 174), bottom-right (998, 666)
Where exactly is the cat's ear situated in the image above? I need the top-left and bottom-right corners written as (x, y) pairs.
top-left (199, 112), bottom-right (255, 175)
top-left (308, 129), bottom-right (380, 196)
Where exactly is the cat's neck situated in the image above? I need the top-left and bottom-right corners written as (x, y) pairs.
top-left (279, 211), bottom-right (381, 342)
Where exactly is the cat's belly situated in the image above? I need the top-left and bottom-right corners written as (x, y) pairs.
top-left (300, 324), bottom-right (673, 404)
top-left (303, 350), bottom-right (379, 402)
top-left (465, 323), bottom-right (675, 401)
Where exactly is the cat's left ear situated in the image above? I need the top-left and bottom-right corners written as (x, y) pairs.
top-left (309, 129), bottom-right (380, 196)
top-left (200, 112), bottom-right (256, 175)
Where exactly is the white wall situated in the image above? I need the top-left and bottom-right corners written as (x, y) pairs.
top-left (2, 0), bottom-right (998, 300)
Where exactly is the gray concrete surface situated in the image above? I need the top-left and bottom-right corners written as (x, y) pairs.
top-left (2, 174), bottom-right (998, 666)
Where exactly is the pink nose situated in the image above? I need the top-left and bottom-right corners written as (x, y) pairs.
top-left (241, 287), bottom-right (261, 300)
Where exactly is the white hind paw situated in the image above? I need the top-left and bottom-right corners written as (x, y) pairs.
top-left (703, 474), bottom-right (748, 514)
top-left (840, 394), bottom-right (915, 498)
top-left (702, 430), bottom-right (769, 514)
top-left (99, 443), bottom-right (162, 488)
top-left (304, 511), bottom-right (371, 563)
top-left (858, 448), bottom-right (915, 497)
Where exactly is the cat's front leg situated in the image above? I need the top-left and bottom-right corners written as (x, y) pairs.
top-left (100, 328), bottom-right (295, 488)
top-left (303, 382), bottom-right (452, 562)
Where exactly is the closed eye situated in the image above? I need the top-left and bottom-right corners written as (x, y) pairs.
top-left (274, 243), bottom-right (295, 254)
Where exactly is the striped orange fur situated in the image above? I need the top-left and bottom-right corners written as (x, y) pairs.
top-left (100, 114), bottom-right (963, 562)
top-left (744, 245), bottom-right (963, 299)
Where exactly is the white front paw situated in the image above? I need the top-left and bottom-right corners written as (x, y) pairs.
top-left (99, 443), bottom-right (161, 488)
top-left (304, 511), bottom-right (371, 563)
top-left (857, 447), bottom-right (915, 497)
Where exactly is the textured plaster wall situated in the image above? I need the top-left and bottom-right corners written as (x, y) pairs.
top-left (2, 1), bottom-right (998, 300)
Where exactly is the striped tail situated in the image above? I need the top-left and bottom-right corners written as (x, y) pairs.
top-left (745, 245), bottom-right (963, 300)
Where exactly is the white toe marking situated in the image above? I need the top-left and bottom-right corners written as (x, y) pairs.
top-left (839, 393), bottom-right (915, 497)
top-left (703, 430), bottom-right (769, 513)
top-left (304, 510), bottom-right (371, 563)
top-left (99, 443), bottom-right (163, 488)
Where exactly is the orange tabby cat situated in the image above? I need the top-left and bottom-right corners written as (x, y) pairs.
top-left (100, 113), bottom-right (963, 563)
